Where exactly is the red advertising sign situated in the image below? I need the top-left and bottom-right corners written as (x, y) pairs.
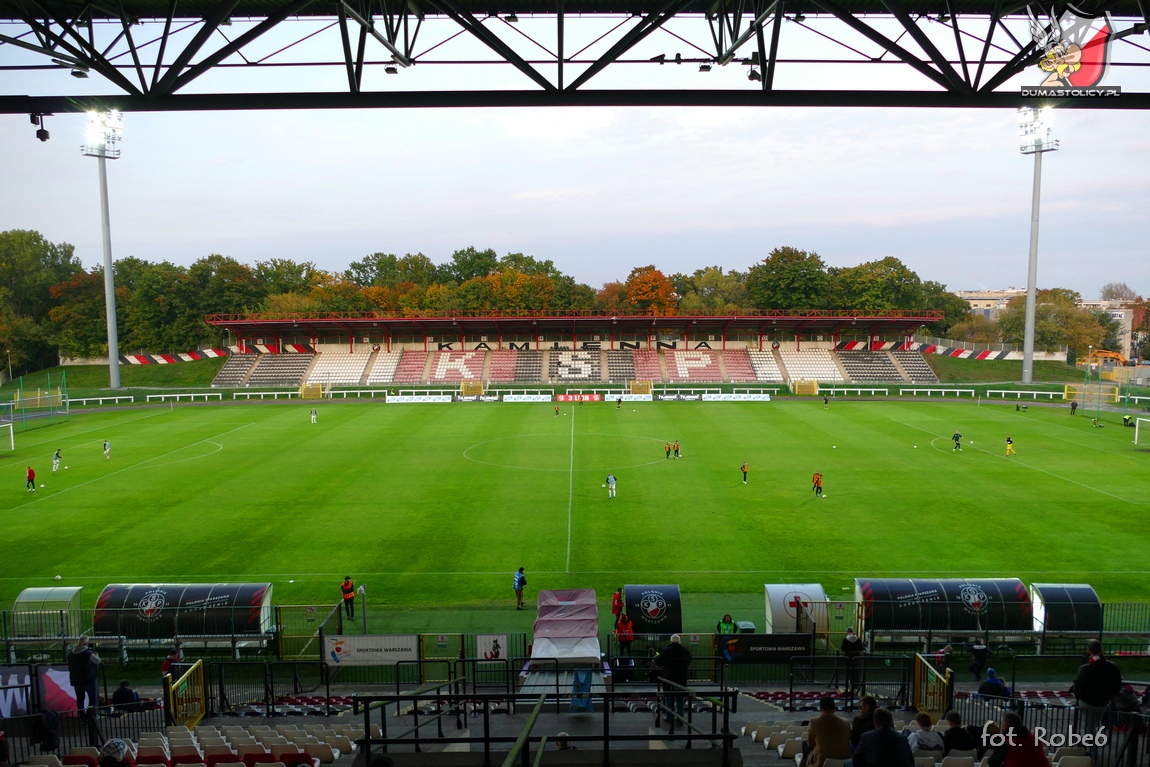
top-left (555, 394), bottom-right (602, 402)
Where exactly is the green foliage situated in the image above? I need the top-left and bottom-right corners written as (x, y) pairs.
top-left (829, 256), bottom-right (923, 312)
top-left (925, 354), bottom-right (1083, 383)
top-left (997, 289), bottom-right (1111, 356)
top-left (255, 258), bottom-right (317, 295)
top-left (745, 247), bottom-right (829, 310)
top-left (2, 400), bottom-right (1146, 618)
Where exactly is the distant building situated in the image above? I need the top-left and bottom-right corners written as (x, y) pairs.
top-left (954, 288), bottom-right (1026, 320)
top-left (1077, 300), bottom-right (1136, 360)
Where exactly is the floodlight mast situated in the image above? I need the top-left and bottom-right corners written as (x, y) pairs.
top-left (81, 111), bottom-right (123, 390)
top-left (1017, 107), bottom-right (1058, 385)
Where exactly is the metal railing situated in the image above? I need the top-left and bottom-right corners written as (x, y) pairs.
top-left (163, 659), bottom-right (206, 727)
top-left (913, 652), bottom-right (954, 719)
top-left (0, 703), bottom-right (166, 765)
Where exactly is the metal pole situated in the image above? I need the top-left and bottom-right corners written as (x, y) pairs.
top-left (1021, 148), bottom-right (1043, 385)
top-left (97, 153), bottom-right (121, 389)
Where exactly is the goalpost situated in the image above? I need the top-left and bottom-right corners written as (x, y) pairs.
top-left (1135, 418), bottom-right (1150, 447)
top-left (461, 381), bottom-right (484, 397)
top-left (0, 422), bottom-right (13, 452)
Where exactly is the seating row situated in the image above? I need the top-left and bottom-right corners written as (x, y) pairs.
top-left (778, 349), bottom-right (844, 382)
top-left (306, 352), bottom-right (372, 385)
top-left (894, 350), bottom-right (940, 382)
top-left (246, 354), bottom-right (314, 387)
top-left (364, 352), bottom-right (402, 384)
top-left (549, 351), bottom-right (600, 381)
top-left (211, 355), bottom-right (258, 387)
top-left (606, 350), bottom-right (635, 382)
top-left (837, 351), bottom-right (903, 382)
top-left (722, 348), bottom-right (758, 382)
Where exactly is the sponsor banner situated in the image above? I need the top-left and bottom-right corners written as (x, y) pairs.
top-left (502, 394), bottom-right (552, 403)
top-left (716, 634), bottom-right (814, 664)
top-left (556, 394), bottom-right (602, 402)
top-left (477, 634), bottom-right (508, 660)
top-left (324, 634), bottom-right (419, 666)
top-left (619, 394), bottom-right (652, 402)
top-left (657, 394), bottom-right (701, 401)
top-left (457, 396), bottom-right (500, 403)
top-left (624, 584), bottom-right (683, 635)
top-left (701, 393), bottom-right (772, 402)
top-left (0, 664), bottom-right (33, 716)
top-left (386, 395), bottom-right (453, 404)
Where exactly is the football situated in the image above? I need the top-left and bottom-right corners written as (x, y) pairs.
top-left (40, 484), bottom-right (45, 488)
top-left (64, 466), bottom-right (68, 469)
top-left (601, 484), bottom-right (607, 488)
top-left (54, 575), bottom-right (61, 580)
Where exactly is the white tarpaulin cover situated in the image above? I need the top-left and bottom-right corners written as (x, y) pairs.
top-left (531, 589), bottom-right (601, 660)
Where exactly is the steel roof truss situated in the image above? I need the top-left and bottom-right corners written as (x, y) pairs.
top-left (19, 2), bottom-right (144, 93)
top-left (565, 0), bottom-right (695, 90)
top-left (881, 0), bottom-right (969, 90)
top-left (336, 0), bottom-right (361, 91)
top-left (113, 0), bottom-right (149, 92)
top-left (808, 0), bottom-right (954, 90)
top-left (0, 30), bottom-right (78, 63)
top-left (764, 0), bottom-right (783, 87)
top-left (714, 0), bottom-right (776, 65)
top-left (420, 0), bottom-right (556, 89)
top-left (149, 0), bottom-right (177, 90)
top-left (151, 0), bottom-right (240, 95)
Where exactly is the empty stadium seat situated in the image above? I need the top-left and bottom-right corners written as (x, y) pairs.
top-left (306, 351), bottom-right (372, 385)
top-left (513, 350), bottom-right (543, 382)
top-left (428, 350), bottom-right (484, 382)
top-left (245, 354), bottom-right (314, 387)
top-left (894, 350), bottom-right (939, 382)
top-left (391, 350), bottom-right (428, 384)
top-left (365, 351), bottom-right (402, 384)
top-left (666, 350), bottom-right (722, 382)
top-left (487, 350), bottom-right (518, 382)
top-left (632, 350), bottom-right (662, 381)
top-left (722, 349), bottom-right (757, 382)
top-left (778, 349), bottom-right (844, 382)
top-left (837, 351), bottom-right (902, 382)
top-left (747, 350), bottom-right (785, 382)
top-left (549, 350), bottom-right (601, 381)
top-left (212, 354), bottom-right (258, 386)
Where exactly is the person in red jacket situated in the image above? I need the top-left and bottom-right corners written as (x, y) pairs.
top-left (611, 587), bottom-right (624, 628)
top-left (341, 576), bottom-right (356, 618)
top-left (26, 466), bottom-right (35, 492)
top-left (615, 614), bottom-right (635, 656)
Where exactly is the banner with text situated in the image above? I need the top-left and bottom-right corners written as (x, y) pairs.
top-left (556, 394), bottom-right (602, 402)
top-left (324, 634), bottom-right (420, 665)
top-left (386, 395), bottom-right (453, 404)
top-left (503, 394), bottom-right (553, 403)
top-left (715, 633), bottom-right (813, 664)
top-left (701, 393), bottom-right (772, 402)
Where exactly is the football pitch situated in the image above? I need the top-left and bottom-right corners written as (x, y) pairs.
top-left (2, 399), bottom-right (1148, 632)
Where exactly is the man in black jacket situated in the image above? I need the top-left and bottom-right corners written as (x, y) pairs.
top-left (1072, 640), bottom-right (1122, 738)
top-left (67, 636), bottom-right (101, 712)
top-left (850, 695), bottom-right (877, 748)
top-left (656, 634), bottom-right (692, 721)
top-left (850, 707), bottom-right (913, 767)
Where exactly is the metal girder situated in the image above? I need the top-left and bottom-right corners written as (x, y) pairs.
top-left (880, 0), bottom-right (970, 92)
top-left (714, 0), bottom-right (775, 65)
top-left (420, 0), bottom-right (556, 90)
top-left (0, 30), bottom-right (80, 63)
top-left (152, 0), bottom-right (240, 94)
top-left (16, 0), bottom-right (145, 94)
top-left (806, 0), bottom-right (954, 91)
top-left (565, 0), bottom-right (696, 90)
top-left (339, 0), bottom-right (412, 67)
top-left (764, 0), bottom-right (783, 88)
top-left (4, 89), bottom-right (1148, 112)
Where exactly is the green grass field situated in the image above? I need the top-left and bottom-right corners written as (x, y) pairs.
top-left (2, 398), bottom-right (1148, 634)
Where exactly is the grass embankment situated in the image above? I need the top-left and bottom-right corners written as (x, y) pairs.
top-left (925, 355), bottom-right (1084, 383)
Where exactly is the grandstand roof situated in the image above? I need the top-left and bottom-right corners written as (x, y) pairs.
top-left (205, 309), bottom-right (942, 339)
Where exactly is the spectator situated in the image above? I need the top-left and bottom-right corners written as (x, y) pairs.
top-left (644, 648), bottom-right (661, 684)
top-left (554, 732), bottom-right (575, 750)
top-left (67, 636), bottom-right (101, 712)
top-left (655, 634), bottom-right (692, 721)
top-left (611, 587), bottom-right (624, 628)
top-left (848, 707), bottom-right (913, 767)
top-left (716, 614), bottom-right (737, 634)
top-left (1071, 640), bottom-right (1122, 738)
top-left (978, 668), bottom-right (1013, 699)
top-left (98, 739), bottom-right (131, 767)
top-left (161, 649), bottom-right (181, 679)
top-left (850, 695), bottom-right (877, 748)
top-left (934, 644), bottom-right (953, 669)
top-left (942, 710), bottom-right (977, 755)
top-left (110, 680), bottom-right (141, 712)
top-left (0, 730), bottom-right (9, 767)
top-left (907, 712), bottom-right (943, 753)
top-left (986, 711), bottom-right (1050, 767)
top-left (804, 696), bottom-right (852, 767)
top-left (841, 627), bottom-right (864, 691)
top-left (969, 637), bottom-right (991, 682)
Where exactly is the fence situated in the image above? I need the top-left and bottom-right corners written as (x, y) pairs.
top-left (163, 659), bottom-right (206, 727)
top-left (0, 704), bottom-right (165, 766)
top-left (211, 660), bottom-right (333, 717)
top-left (786, 654), bottom-right (913, 711)
top-left (912, 653), bottom-right (954, 720)
top-left (276, 603), bottom-right (342, 660)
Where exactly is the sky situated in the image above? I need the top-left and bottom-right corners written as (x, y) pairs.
top-left (2, 13), bottom-right (1149, 299)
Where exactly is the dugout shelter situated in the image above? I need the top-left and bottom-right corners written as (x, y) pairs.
top-left (93, 583), bottom-right (274, 647)
top-left (856, 577), bottom-right (1032, 646)
top-left (10, 586), bottom-right (84, 639)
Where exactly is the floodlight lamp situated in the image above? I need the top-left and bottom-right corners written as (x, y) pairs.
top-left (71, 67), bottom-right (89, 78)
top-left (747, 68), bottom-right (762, 81)
top-left (385, 65), bottom-right (398, 74)
top-left (793, 11), bottom-right (806, 21)
top-left (699, 63), bottom-right (712, 72)
top-left (82, 110), bottom-right (123, 158)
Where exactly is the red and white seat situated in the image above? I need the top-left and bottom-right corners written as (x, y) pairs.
top-left (488, 350), bottom-right (517, 382)
top-left (666, 350), bottom-right (722, 382)
top-left (392, 351), bottom-right (428, 384)
top-left (632, 350), bottom-right (662, 381)
top-left (722, 349), bottom-right (757, 382)
top-left (428, 351), bottom-right (484, 382)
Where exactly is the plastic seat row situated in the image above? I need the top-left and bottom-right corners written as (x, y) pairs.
top-left (665, 350), bottom-right (723, 382)
top-left (391, 350), bottom-right (428, 383)
top-left (894, 350), bottom-right (940, 382)
top-left (428, 350), bottom-right (484, 381)
top-left (747, 350), bottom-right (785, 382)
top-left (212, 355), bottom-right (259, 387)
top-left (364, 351), bottom-right (402, 384)
top-left (722, 348), bottom-right (758, 382)
top-left (778, 349), bottom-right (844, 382)
top-left (549, 350), bottom-right (600, 380)
top-left (488, 350), bottom-right (517, 382)
top-left (514, 350), bottom-right (544, 382)
top-left (246, 354), bottom-right (314, 387)
top-left (606, 350), bottom-right (635, 382)
top-left (306, 352), bottom-right (372, 385)
top-left (837, 351), bottom-right (903, 382)
top-left (631, 350), bottom-right (662, 381)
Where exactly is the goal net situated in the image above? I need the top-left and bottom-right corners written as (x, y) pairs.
top-left (460, 381), bottom-right (484, 396)
top-left (1135, 418), bottom-right (1150, 447)
top-left (630, 380), bottom-right (652, 395)
top-left (0, 422), bottom-right (12, 452)
top-left (1064, 383), bottom-right (1119, 404)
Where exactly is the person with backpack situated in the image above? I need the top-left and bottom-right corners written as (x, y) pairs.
top-left (67, 636), bottom-right (101, 712)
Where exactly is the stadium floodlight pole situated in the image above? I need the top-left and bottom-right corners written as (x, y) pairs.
top-left (1017, 106), bottom-right (1059, 385)
top-left (81, 110), bottom-right (124, 390)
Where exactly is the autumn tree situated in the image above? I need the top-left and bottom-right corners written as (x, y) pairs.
top-left (48, 272), bottom-right (110, 358)
top-left (255, 258), bottom-right (316, 295)
top-left (997, 288), bottom-right (1111, 356)
top-left (677, 266), bottom-right (747, 312)
top-left (623, 266), bottom-right (677, 314)
top-left (1100, 282), bottom-right (1137, 302)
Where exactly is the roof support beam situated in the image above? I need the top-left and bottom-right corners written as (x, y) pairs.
top-left (152, 0), bottom-right (241, 95)
top-left (339, 1), bottom-right (412, 67)
top-left (564, 0), bottom-right (696, 91)
top-left (880, 0), bottom-right (970, 92)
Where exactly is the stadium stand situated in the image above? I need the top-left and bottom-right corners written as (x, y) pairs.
top-left (392, 350), bottom-right (428, 384)
top-left (549, 350), bottom-right (601, 381)
top-left (428, 350), bottom-right (484, 382)
top-left (747, 350), bottom-right (785, 382)
top-left (245, 354), bottom-right (314, 387)
top-left (632, 350), bottom-right (662, 381)
top-left (487, 350), bottom-right (517, 382)
top-left (722, 349), bottom-right (758, 383)
top-left (778, 349), bottom-right (844, 382)
top-left (666, 349), bottom-right (723, 382)
top-left (893, 350), bottom-right (940, 382)
top-left (513, 350), bottom-right (544, 382)
top-left (211, 354), bottom-right (258, 387)
top-left (606, 350), bottom-right (635, 382)
top-left (306, 352), bottom-right (372, 385)
top-left (837, 351), bottom-right (903, 382)
top-left (364, 351), bottom-right (402, 384)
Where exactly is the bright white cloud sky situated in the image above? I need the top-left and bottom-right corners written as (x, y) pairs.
top-left (2, 13), bottom-right (1148, 298)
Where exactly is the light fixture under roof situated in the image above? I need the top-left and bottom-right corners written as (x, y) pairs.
top-left (747, 68), bottom-right (761, 81)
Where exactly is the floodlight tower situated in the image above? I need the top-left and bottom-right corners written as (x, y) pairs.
top-left (82, 111), bottom-right (124, 390)
top-left (1017, 106), bottom-right (1059, 385)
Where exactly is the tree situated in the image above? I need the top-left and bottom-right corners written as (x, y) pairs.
top-left (446, 247), bottom-right (498, 284)
top-left (745, 247), bottom-right (828, 310)
top-left (829, 256), bottom-right (922, 312)
top-left (919, 280), bottom-right (972, 336)
top-left (946, 314), bottom-right (1000, 344)
top-left (345, 252), bottom-right (400, 287)
top-left (262, 291), bottom-right (321, 315)
top-left (0, 230), bottom-right (82, 321)
top-left (48, 271), bottom-right (111, 358)
top-left (395, 253), bottom-right (441, 287)
top-left (499, 252), bottom-right (561, 279)
top-left (596, 282), bottom-right (625, 312)
top-left (189, 255), bottom-right (266, 318)
top-left (623, 266), bottom-right (677, 314)
top-left (255, 258), bottom-right (317, 295)
top-left (1100, 282), bottom-right (1137, 302)
top-left (678, 266), bottom-right (746, 312)
top-left (996, 288), bottom-right (1108, 356)
top-left (308, 272), bottom-right (372, 313)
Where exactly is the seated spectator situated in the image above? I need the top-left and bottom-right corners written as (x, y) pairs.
top-left (934, 644), bottom-right (953, 669)
top-left (111, 680), bottom-right (141, 712)
top-left (99, 739), bottom-right (132, 767)
top-left (715, 614), bottom-right (736, 634)
top-left (942, 710), bottom-right (977, 755)
top-left (161, 649), bottom-right (181, 678)
top-left (850, 695), bottom-right (877, 748)
top-left (986, 712), bottom-right (1050, 767)
top-left (847, 707), bottom-right (913, 767)
top-left (804, 696), bottom-right (852, 767)
top-left (978, 668), bottom-right (1012, 699)
top-left (907, 713), bottom-right (943, 752)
